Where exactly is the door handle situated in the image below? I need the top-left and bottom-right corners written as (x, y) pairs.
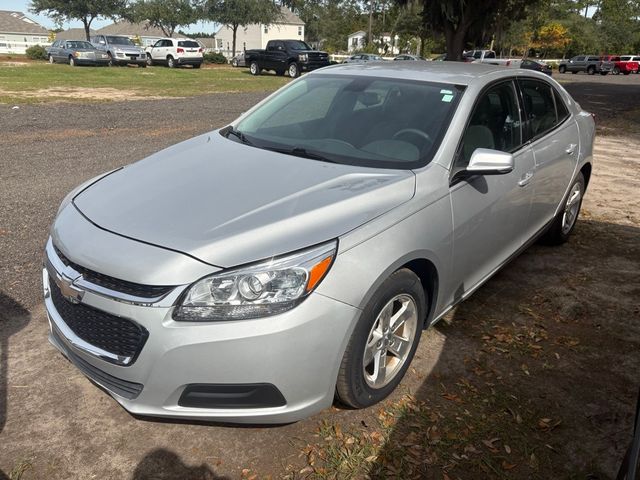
top-left (518, 171), bottom-right (534, 187)
top-left (565, 143), bottom-right (577, 155)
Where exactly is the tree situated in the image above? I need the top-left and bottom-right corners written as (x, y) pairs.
top-left (204, 0), bottom-right (281, 56)
top-left (396, 0), bottom-right (543, 61)
top-left (534, 22), bottom-right (570, 57)
top-left (127, 0), bottom-right (199, 37)
top-left (30, 0), bottom-right (126, 40)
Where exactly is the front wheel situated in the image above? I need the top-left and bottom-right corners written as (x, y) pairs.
top-left (540, 172), bottom-right (585, 245)
top-left (558, 65), bottom-right (566, 73)
top-left (146, 54), bottom-right (153, 66)
top-left (613, 66), bottom-right (620, 75)
top-left (231, 59), bottom-right (238, 67)
top-left (69, 56), bottom-right (76, 67)
top-left (335, 269), bottom-right (426, 408)
top-left (288, 62), bottom-right (300, 78)
top-left (249, 61), bottom-right (261, 75)
top-left (48, 55), bottom-right (54, 64)
top-left (587, 65), bottom-right (595, 75)
top-left (107, 53), bottom-right (115, 67)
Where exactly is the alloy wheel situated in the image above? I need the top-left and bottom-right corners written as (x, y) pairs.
top-left (561, 181), bottom-right (582, 234)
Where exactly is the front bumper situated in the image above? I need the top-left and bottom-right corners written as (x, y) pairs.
top-left (301, 61), bottom-right (331, 72)
top-left (43, 241), bottom-right (359, 423)
top-left (114, 53), bottom-right (146, 65)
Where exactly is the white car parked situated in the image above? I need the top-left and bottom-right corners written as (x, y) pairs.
top-left (145, 38), bottom-right (204, 68)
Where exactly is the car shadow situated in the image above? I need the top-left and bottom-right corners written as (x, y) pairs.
top-left (365, 219), bottom-right (640, 478)
top-left (131, 448), bottom-right (230, 480)
top-left (0, 292), bottom-right (31, 480)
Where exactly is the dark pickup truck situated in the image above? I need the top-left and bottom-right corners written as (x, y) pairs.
top-left (245, 40), bottom-right (330, 78)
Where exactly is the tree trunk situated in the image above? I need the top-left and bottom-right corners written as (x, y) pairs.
top-left (232, 24), bottom-right (238, 57)
top-left (444, 22), bottom-right (466, 61)
top-left (82, 17), bottom-right (91, 41)
top-left (368, 0), bottom-right (374, 46)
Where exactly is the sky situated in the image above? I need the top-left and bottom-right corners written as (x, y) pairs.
top-left (1, 0), bottom-right (217, 33)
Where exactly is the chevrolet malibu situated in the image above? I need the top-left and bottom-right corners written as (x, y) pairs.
top-left (44, 63), bottom-right (594, 423)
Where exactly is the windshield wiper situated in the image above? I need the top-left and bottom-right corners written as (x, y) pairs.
top-left (265, 146), bottom-right (337, 163)
top-left (222, 126), bottom-right (254, 146)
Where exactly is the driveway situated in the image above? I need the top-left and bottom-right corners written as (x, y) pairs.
top-left (0, 77), bottom-right (639, 479)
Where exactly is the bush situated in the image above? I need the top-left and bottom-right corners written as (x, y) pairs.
top-left (203, 52), bottom-right (227, 64)
top-left (26, 44), bottom-right (47, 60)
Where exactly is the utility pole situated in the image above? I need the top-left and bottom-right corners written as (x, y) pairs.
top-left (368, 0), bottom-right (374, 46)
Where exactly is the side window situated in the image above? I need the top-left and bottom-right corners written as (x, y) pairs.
top-left (553, 88), bottom-right (569, 123)
top-left (485, 51), bottom-right (496, 59)
top-left (153, 40), bottom-right (162, 48)
top-left (457, 81), bottom-right (521, 168)
top-left (167, 40), bottom-right (174, 47)
top-left (575, 56), bottom-right (585, 61)
top-left (519, 79), bottom-right (559, 140)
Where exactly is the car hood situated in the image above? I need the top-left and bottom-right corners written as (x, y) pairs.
top-left (73, 132), bottom-right (415, 268)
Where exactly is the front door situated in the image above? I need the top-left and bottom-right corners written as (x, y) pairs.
top-left (449, 80), bottom-right (535, 296)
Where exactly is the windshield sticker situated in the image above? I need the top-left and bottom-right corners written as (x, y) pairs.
top-left (440, 89), bottom-right (454, 102)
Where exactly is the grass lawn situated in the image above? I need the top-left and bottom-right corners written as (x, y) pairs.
top-left (0, 62), bottom-right (290, 104)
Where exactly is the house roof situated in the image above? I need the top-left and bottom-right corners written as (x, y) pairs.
top-left (96, 21), bottom-right (169, 38)
top-left (278, 6), bottom-right (305, 26)
top-left (0, 10), bottom-right (49, 35)
top-left (56, 28), bottom-right (97, 41)
top-left (195, 37), bottom-right (216, 48)
top-left (348, 31), bottom-right (366, 38)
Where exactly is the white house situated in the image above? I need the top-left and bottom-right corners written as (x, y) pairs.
top-left (347, 30), bottom-right (400, 55)
top-left (214, 6), bottom-right (305, 57)
top-left (0, 10), bottom-right (50, 54)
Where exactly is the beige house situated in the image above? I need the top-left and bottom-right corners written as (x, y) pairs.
top-left (0, 10), bottom-right (50, 54)
top-left (214, 6), bottom-right (305, 57)
top-left (56, 28), bottom-right (97, 41)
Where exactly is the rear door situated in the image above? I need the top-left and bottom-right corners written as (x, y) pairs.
top-left (449, 79), bottom-right (535, 294)
top-left (518, 78), bottom-right (578, 234)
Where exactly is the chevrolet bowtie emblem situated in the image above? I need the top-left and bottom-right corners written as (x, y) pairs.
top-left (54, 273), bottom-right (85, 304)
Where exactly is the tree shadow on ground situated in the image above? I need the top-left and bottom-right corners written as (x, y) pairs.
top-left (365, 220), bottom-right (640, 479)
top-left (131, 448), bottom-right (230, 480)
top-left (0, 292), bottom-right (31, 480)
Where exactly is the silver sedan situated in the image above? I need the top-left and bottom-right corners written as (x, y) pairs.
top-left (44, 62), bottom-right (594, 423)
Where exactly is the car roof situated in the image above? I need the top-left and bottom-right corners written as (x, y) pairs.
top-left (313, 61), bottom-right (535, 86)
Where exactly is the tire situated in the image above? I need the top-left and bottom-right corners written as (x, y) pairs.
top-left (146, 54), bottom-right (153, 66)
top-left (167, 56), bottom-right (176, 68)
top-left (69, 56), bottom-right (76, 67)
top-left (613, 66), bottom-right (620, 75)
top-left (539, 172), bottom-right (585, 245)
top-left (288, 62), bottom-right (300, 78)
top-left (587, 65), bottom-right (595, 75)
top-left (335, 269), bottom-right (426, 409)
top-left (48, 54), bottom-right (54, 64)
top-left (249, 61), bottom-right (261, 75)
top-left (558, 65), bottom-right (566, 73)
top-left (231, 59), bottom-right (237, 67)
top-left (107, 53), bottom-right (114, 67)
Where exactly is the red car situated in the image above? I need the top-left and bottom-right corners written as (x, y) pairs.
top-left (601, 55), bottom-right (639, 75)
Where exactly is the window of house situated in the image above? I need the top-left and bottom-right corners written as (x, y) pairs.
top-left (298, 26), bottom-right (302, 36)
top-left (264, 26), bottom-right (268, 34)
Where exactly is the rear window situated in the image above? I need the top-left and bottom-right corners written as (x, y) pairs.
top-left (178, 41), bottom-right (200, 48)
top-left (620, 56), bottom-right (632, 61)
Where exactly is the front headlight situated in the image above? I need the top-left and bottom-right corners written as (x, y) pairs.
top-left (298, 53), bottom-right (308, 62)
top-left (173, 241), bottom-right (337, 322)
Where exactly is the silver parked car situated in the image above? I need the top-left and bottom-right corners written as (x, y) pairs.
top-left (91, 34), bottom-right (146, 67)
top-left (46, 40), bottom-right (110, 66)
top-left (343, 53), bottom-right (384, 63)
top-left (44, 63), bottom-right (594, 423)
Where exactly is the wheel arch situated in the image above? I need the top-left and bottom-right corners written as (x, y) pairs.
top-left (401, 258), bottom-right (439, 328)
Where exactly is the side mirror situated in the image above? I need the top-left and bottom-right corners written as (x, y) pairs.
top-left (466, 148), bottom-right (514, 175)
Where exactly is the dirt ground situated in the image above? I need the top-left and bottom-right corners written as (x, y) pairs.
top-left (0, 75), bottom-right (639, 479)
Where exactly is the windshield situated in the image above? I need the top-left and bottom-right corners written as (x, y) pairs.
top-left (233, 74), bottom-right (463, 169)
top-left (107, 36), bottom-right (135, 46)
top-left (66, 41), bottom-right (93, 49)
top-left (285, 40), bottom-right (311, 50)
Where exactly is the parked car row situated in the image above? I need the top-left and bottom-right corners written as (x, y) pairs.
top-left (46, 35), bottom-right (204, 69)
top-left (558, 55), bottom-right (640, 75)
